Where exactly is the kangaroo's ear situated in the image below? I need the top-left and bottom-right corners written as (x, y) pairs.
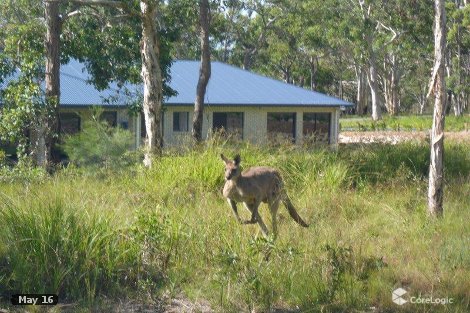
top-left (233, 154), bottom-right (241, 165)
top-left (220, 154), bottom-right (230, 164)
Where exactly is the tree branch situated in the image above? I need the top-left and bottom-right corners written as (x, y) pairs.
top-left (64, 0), bottom-right (139, 17)
top-left (61, 9), bottom-right (82, 24)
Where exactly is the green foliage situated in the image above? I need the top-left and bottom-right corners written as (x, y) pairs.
top-left (0, 0), bottom-right (46, 162)
top-left (0, 78), bottom-right (43, 142)
top-left (61, 114), bottom-right (135, 168)
top-left (62, 1), bottom-right (176, 98)
top-left (0, 1), bottom-right (59, 164)
top-left (0, 164), bottom-right (47, 184)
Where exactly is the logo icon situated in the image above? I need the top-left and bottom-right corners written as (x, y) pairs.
top-left (392, 288), bottom-right (408, 305)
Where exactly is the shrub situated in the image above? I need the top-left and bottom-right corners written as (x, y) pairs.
top-left (0, 163), bottom-right (47, 183)
top-left (61, 117), bottom-right (135, 168)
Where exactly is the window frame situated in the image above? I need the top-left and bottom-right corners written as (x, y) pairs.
top-left (267, 112), bottom-right (297, 142)
top-left (59, 112), bottom-right (81, 136)
top-left (302, 112), bottom-right (331, 144)
top-left (212, 112), bottom-right (244, 139)
top-left (173, 111), bottom-right (190, 132)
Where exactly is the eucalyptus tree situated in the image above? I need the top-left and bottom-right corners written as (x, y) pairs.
top-left (213, 0), bottom-right (277, 70)
top-left (316, 0), bottom-right (435, 118)
top-left (244, 0), bottom-right (324, 88)
top-left (257, 1), bottom-right (300, 85)
top-left (376, 0), bottom-right (434, 115)
top-left (343, 0), bottom-right (403, 120)
top-left (428, 0), bottom-right (447, 217)
top-left (210, 0), bottom-right (244, 63)
top-left (167, 0), bottom-right (200, 59)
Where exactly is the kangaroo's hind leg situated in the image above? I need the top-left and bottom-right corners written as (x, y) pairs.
top-left (240, 201), bottom-right (257, 224)
top-left (268, 198), bottom-right (280, 238)
top-left (244, 202), bottom-right (269, 236)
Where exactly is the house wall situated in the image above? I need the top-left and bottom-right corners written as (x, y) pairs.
top-left (59, 105), bottom-right (341, 149)
top-left (162, 106), bottom-right (340, 147)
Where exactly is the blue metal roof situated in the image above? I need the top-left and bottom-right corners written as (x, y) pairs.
top-left (57, 59), bottom-right (140, 107)
top-left (1, 59), bottom-right (352, 107)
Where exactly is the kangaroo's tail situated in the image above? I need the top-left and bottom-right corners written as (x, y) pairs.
top-left (282, 195), bottom-right (309, 227)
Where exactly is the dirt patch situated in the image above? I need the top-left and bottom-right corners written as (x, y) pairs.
top-left (164, 297), bottom-right (213, 313)
top-left (339, 131), bottom-right (470, 145)
top-left (91, 296), bottom-right (213, 313)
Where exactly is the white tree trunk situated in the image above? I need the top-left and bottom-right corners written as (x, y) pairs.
top-left (384, 53), bottom-right (400, 115)
top-left (367, 54), bottom-right (382, 121)
top-left (428, 0), bottom-right (447, 217)
top-left (310, 55), bottom-right (318, 91)
top-left (453, 96), bottom-right (463, 116)
top-left (419, 85), bottom-right (427, 115)
top-left (140, 0), bottom-right (163, 167)
top-left (358, 0), bottom-right (382, 120)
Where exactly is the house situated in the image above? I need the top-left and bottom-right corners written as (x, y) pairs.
top-left (2, 59), bottom-right (352, 148)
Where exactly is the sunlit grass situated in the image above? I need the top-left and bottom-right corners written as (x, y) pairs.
top-left (0, 140), bottom-right (469, 312)
top-left (340, 114), bottom-right (470, 131)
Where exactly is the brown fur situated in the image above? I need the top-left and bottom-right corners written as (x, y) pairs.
top-left (221, 154), bottom-right (309, 237)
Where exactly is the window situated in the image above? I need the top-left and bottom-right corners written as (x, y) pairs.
top-left (173, 112), bottom-right (189, 132)
top-left (213, 112), bottom-right (243, 138)
top-left (141, 113), bottom-right (146, 138)
top-left (303, 112), bottom-right (331, 143)
top-left (100, 111), bottom-right (117, 127)
top-left (267, 112), bottom-right (296, 141)
top-left (59, 112), bottom-right (81, 135)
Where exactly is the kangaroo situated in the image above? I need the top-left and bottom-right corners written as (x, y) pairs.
top-left (221, 153), bottom-right (309, 237)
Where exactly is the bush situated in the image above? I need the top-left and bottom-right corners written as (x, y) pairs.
top-left (0, 165), bottom-right (47, 183)
top-left (61, 117), bottom-right (135, 168)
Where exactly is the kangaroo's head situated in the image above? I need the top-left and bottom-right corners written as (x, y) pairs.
top-left (221, 153), bottom-right (241, 181)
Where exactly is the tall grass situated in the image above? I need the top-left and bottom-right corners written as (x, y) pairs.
top-left (0, 196), bottom-right (139, 302)
top-left (0, 140), bottom-right (469, 312)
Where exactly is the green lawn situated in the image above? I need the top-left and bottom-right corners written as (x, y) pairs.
top-left (340, 114), bottom-right (470, 131)
top-left (0, 141), bottom-right (469, 312)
